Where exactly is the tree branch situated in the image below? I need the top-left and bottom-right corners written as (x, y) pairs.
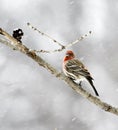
top-left (0, 28), bottom-right (118, 116)
top-left (27, 23), bottom-right (91, 53)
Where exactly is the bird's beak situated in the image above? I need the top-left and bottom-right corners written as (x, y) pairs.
top-left (66, 54), bottom-right (69, 56)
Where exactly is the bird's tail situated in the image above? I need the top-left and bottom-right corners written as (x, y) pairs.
top-left (86, 77), bottom-right (99, 96)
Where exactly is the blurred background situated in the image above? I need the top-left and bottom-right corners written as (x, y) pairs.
top-left (0, 0), bottom-right (118, 130)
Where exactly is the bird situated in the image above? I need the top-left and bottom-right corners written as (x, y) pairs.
top-left (63, 50), bottom-right (99, 96)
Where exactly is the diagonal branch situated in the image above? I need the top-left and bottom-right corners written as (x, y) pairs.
top-left (0, 37), bottom-right (15, 49)
top-left (27, 22), bottom-right (65, 48)
top-left (0, 28), bottom-right (118, 116)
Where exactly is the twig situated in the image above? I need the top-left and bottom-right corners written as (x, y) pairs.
top-left (27, 22), bottom-right (65, 48)
top-left (0, 28), bottom-right (118, 116)
top-left (66, 31), bottom-right (92, 48)
top-left (27, 22), bottom-right (91, 53)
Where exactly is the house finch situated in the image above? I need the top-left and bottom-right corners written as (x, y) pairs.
top-left (63, 50), bottom-right (99, 96)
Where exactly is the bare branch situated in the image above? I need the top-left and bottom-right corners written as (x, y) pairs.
top-left (27, 23), bottom-right (91, 53)
top-left (33, 47), bottom-right (65, 53)
top-left (66, 31), bottom-right (92, 48)
top-left (0, 28), bottom-right (118, 116)
top-left (27, 22), bottom-right (65, 47)
top-left (0, 38), bottom-right (16, 50)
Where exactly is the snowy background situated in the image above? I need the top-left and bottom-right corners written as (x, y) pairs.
top-left (0, 0), bottom-right (118, 130)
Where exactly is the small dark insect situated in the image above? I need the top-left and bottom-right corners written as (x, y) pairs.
top-left (12, 28), bottom-right (24, 43)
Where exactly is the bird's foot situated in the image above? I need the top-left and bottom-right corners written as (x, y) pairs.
top-left (79, 81), bottom-right (82, 86)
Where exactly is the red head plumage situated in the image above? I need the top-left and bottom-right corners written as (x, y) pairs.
top-left (63, 50), bottom-right (75, 62)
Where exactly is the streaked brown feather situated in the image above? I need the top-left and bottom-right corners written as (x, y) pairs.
top-left (65, 59), bottom-right (92, 79)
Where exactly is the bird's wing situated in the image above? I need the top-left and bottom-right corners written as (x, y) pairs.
top-left (65, 59), bottom-right (93, 79)
top-left (65, 59), bottom-right (99, 96)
